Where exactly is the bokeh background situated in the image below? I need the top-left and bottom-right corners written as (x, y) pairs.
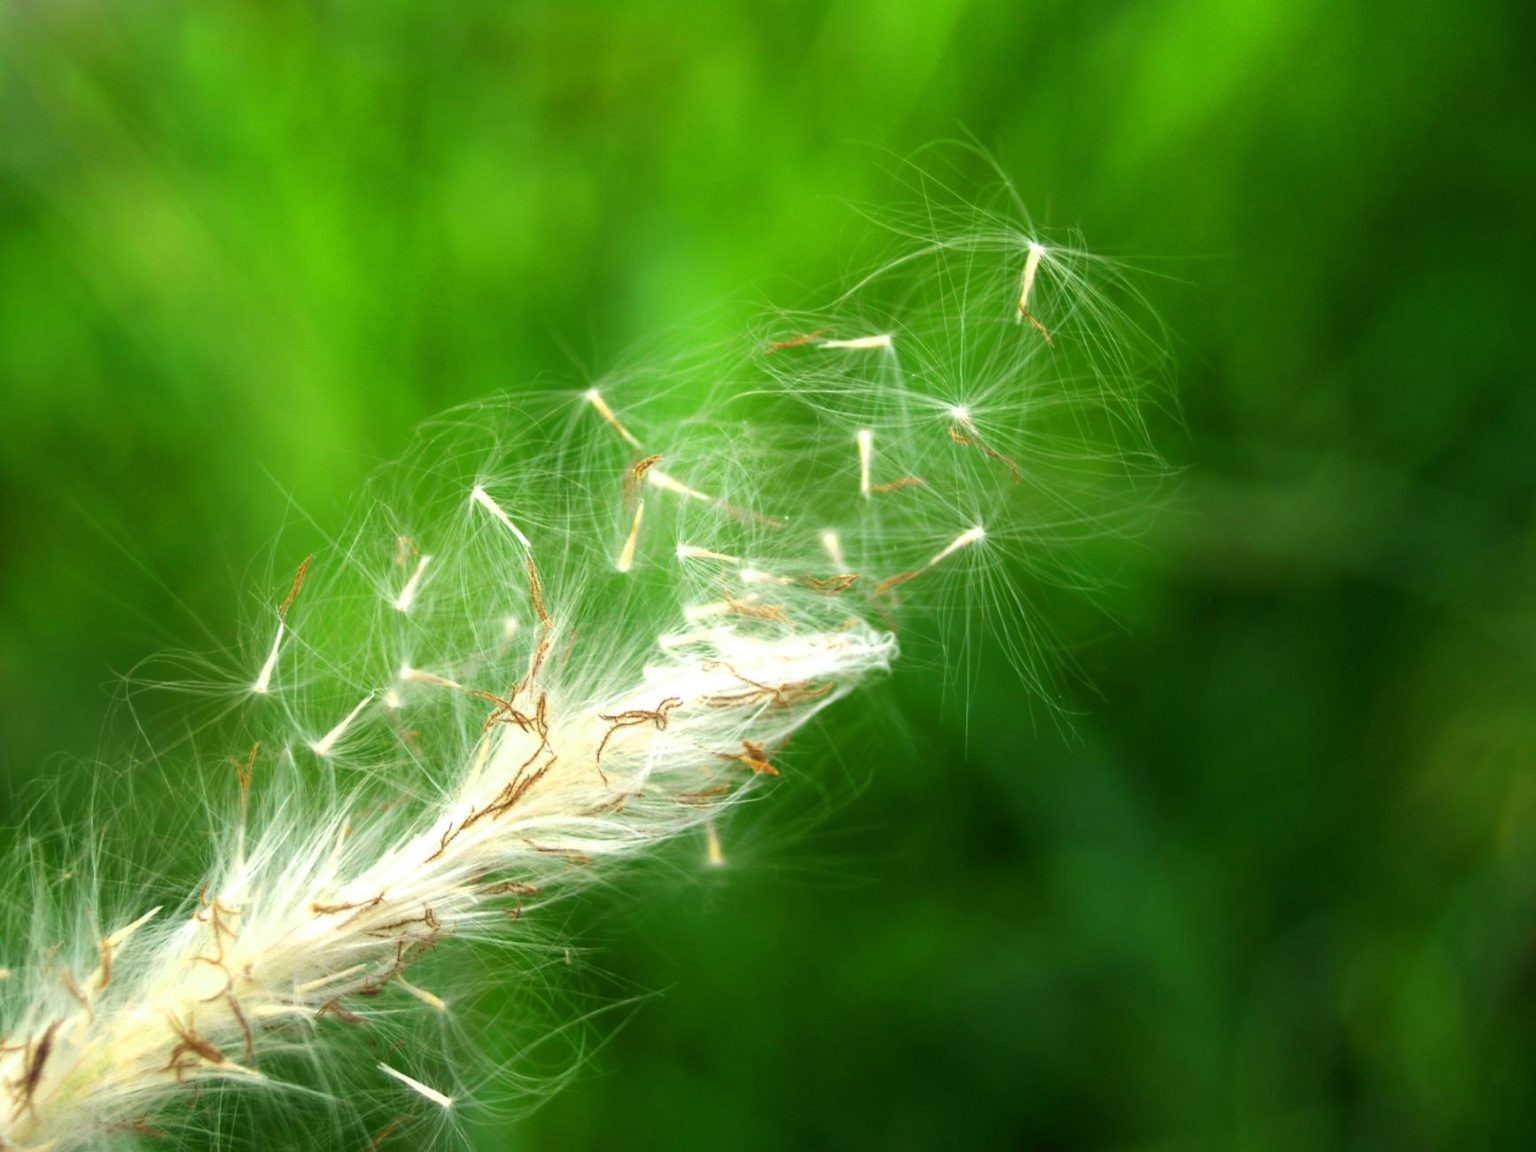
top-left (3, 2), bottom-right (1534, 1149)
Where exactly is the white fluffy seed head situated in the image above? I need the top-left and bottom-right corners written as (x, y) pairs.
top-left (0, 185), bottom-right (1165, 1149)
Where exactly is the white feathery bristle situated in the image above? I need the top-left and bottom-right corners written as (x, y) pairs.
top-left (309, 693), bottom-right (375, 757)
top-left (393, 552), bottom-right (433, 612)
top-left (251, 619), bottom-right (284, 695)
top-left (469, 485), bottom-right (532, 550)
top-left (378, 1063), bottom-right (453, 1110)
top-left (819, 333), bottom-right (892, 350)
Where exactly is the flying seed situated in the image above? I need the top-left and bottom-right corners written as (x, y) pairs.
top-left (94, 937), bottom-right (113, 994)
top-left (647, 469), bottom-right (787, 529)
top-left (253, 555), bottom-right (310, 695)
top-left (869, 476), bottom-right (925, 494)
top-left (105, 906), bottom-right (162, 951)
top-left (872, 525), bottom-right (986, 597)
top-left (948, 410), bottom-right (1022, 484)
top-left (469, 485), bottom-right (532, 550)
top-left (741, 567), bottom-right (793, 587)
top-left (1016, 242), bottom-right (1055, 346)
top-left (675, 784), bottom-right (731, 806)
top-left (701, 672), bottom-right (832, 709)
top-left (723, 595), bottom-right (792, 624)
top-left (399, 665), bottom-right (463, 690)
top-left (718, 739), bottom-right (778, 776)
top-left (585, 388), bottom-right (642, 449)
top-left (796, 573), bottom-right (860, 594)
top-left (676, 544), bottom-right (740, 563)
top-left (645, 469), bottom-right (713, 505)
top-left (820, 530), bottom-right (847, 573)
top-left (930, 525), bottom-right (987, 566)
top-left (310, 693), bottom-right (376, 758)
top-left (251, 622), bottom-right (285, 696)
top-left (855, 426), bottom-right (923, 495)
top-left (616, 498), bottom-right (645, 573)
top-left (369, 1112), bottom-right (413, 1151)
top-left (480, 880), bottom-right (540, 896)
top-left (766, 328), bottom-right (827, 352)
top-left (278, 555), bottom-right (313, 619)
top-left (394, 977), bottom-right (446, 1012)
top-left (393, 553), bottom-right (433, 612)
top-left (526, 555), bottom-right (551, 628)
top-left (1016, 242), bottom-right (1042, 321)
top-left (818, 333), bottom-right (893, 351)
top-left (297, 965), bottom-right (368, 995)
top-left (233, 742), bottom-right (257, 802)
top-left (625, 454), bottom-right (663, 507)
top-left (317, 998), bottom-right (366, 1026)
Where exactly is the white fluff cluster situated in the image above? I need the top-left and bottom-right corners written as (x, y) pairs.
top-left (0, 190), bottom-right (1163, 1150)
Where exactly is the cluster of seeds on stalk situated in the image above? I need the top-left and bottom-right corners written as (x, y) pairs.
top-left (0, 241), bottom-right (1059, 1146)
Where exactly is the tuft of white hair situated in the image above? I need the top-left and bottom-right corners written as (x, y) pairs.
top-left (0, 180), bottom-right (1165, 1149)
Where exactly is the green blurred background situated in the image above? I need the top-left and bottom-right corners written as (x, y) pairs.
top-left (3, 1), bottom-right (1534, 1148)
